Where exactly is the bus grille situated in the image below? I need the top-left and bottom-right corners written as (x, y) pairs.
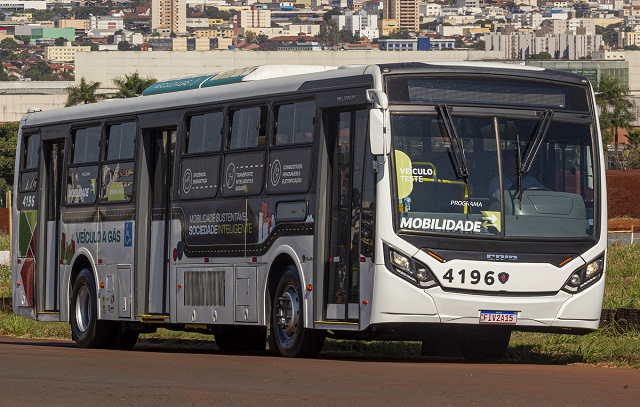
top-left (184, 271), bottom-right (225, 307)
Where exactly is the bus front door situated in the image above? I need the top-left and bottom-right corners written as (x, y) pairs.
top-left (137, 128), bottom-right (175, 316)
top-left (323, 109), bottom-right (368, 322)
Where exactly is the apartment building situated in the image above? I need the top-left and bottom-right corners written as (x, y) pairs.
top-left (151, 0), bottom-right (187, 36)
top-left (486, 31), bottom-right (602, 60)
top-left (89, 15), bottom-right (124, 31)
top-left (619, 31), bottom-right (640, 48)
top-left (333, 10), bottom-right (379, 40)
top-left (383, 0), bottom-right (419, 32)
top-left (44, 45), bottom-right (92, 63)
top-left (239, 8), bottom-right (271, 29)
top-left (57, 19), bottom-right (90, 30)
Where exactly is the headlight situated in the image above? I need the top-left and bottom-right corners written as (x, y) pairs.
top-left (562, 255), bottom-right (604, 293)
top-left (385, 245), bottom-right (438, 288)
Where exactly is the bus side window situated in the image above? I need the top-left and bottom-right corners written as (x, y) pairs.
top-left (101, 122), bottom-right (136, 203)
top-left (186, 111), bottom-right (223, 154)
top-left (274, 100), bottom-right (315, 145)
top-left (228, 106), bottom-right (267, 149)
top-left (67, 126), bottom-right (101, 205)
top-left (20, 133), bottom-right (40, 192)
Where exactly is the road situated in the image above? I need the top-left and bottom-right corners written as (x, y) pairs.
top-left (0, 336), bottom-right (639, 407)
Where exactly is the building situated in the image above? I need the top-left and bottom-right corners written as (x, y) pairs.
top-left (592, 50), bottom-right (626, 61)
top-left (192, 26), bottom-right (234, 39)
top-left (485, 31), bottom-right (602, 60)
top-left (525, 60), bottom-right (628, 92)
top-left (44, 45), bottom-right (92, 62)
top-left (383, 0), bottom-right (419, 32)
top-left (89, 15), bottom-right (124, 31)
top-left (0, 1), bottom-right (46, 10)
top-left (57, 19), bottom-right (90, 31)
top-left (239, 8), bottom-right (271, 29)
top-left (333, 10), bottom-right (379, 40)
top-left (619, 31), bottom-right (640, 48)
top-left (151, 0), bottom-right (187, 36)
top-left (378, 37), bottom-right (438, 51)
top-left (28, 27), bottom-right (76, 45)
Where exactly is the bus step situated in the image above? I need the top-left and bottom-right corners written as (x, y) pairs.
top-left (138, 314), bottom-right (170, 323)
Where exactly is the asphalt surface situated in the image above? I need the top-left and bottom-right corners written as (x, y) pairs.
top-left (0, 336), bottom-right (639, 407)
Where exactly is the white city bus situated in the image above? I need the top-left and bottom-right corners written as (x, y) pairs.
top-left (12, 63), bottom-right (607, 360)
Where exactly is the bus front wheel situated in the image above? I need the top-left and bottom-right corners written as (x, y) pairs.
top-left (272, 266), bottom-right (325, 358)
top-left (70, 268), bottom-right (114, 348)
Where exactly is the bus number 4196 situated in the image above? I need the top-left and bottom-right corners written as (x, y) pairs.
top-left (442, 269), bottom-right (497, 286)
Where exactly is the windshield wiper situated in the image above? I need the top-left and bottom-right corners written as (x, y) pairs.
top-left (516, 110), bottom-right (553, 209)
top-left (436, 105), bottom-right (469, 179)
top-left (521, 110), bottom-right (553, 174)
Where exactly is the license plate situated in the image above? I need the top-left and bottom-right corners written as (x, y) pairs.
top-left (479, 310), bottom-right (517, 325)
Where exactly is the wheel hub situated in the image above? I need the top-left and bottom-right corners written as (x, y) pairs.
top-left (276, 286), bottom-right (299, 335)
top-left (75, 285), bottom-right (91, 333)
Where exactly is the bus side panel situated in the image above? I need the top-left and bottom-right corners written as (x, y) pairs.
top-left (13, 209), bottom-right (38, 318)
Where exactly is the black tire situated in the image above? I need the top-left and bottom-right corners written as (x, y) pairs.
top-left (70, 269), bottom-right (115, 348)
top-left (215, 326), bottom-right (266, 352)
top-left (457, 326), bottom-right (511, 362)
top-left (272, 266), bottom-right (325, 358)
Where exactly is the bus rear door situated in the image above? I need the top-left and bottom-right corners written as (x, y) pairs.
top-left (136, 128), bottom-right (175, 316)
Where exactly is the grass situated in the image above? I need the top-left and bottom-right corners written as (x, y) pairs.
top-left (603, 243), bottom-right (640, 309)
top-left (0, 234), bottom-right (10, 251)
top-left (0, 240), bottom-right (639, 367)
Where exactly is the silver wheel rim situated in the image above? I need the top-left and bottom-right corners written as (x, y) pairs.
top-left (75, 285), bottom-right (91, 333)
top-left (276, 285), bottom-right (299, 338)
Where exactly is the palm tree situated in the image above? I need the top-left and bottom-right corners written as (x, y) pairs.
top-left (112, 71), bottom-right (157, 98)
top-left (65, 77), bottom-right (103, 107)
top-left (595, 76), bottom-right (634, 168)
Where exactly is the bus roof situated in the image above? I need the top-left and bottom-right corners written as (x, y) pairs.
top-left (21, 62), bottom-right (590, 129)
top-left (141, 65), bottom-right (338, 96)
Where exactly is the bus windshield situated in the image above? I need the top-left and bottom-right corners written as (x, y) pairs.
top-left (393, 112), bottom-right (595, 238)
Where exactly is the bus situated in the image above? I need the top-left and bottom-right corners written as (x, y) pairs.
top-left (12, 62), bottom-right (607, 360)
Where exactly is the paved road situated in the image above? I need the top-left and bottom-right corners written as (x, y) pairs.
top-left (0, 336), bottom-right (639, 407)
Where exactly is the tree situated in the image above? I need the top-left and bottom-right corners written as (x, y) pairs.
top-left (1, 37), bottom-right (19, 50)
top-left (65, 77), bottom-right (103, 106)
top-left (322, 8), bottom-right (341, 22)
top-left (205, 6), bottom-right (231, 20)
top-left (596, 23), bottom-right (622, 48)
top-left (54, 37), bottom-right (67, 46)
top-left (338, 30), bottom-right (360, 44)
top-left (527, 51), bottom-right (552, 60)
top-left (24, 62), bottom-right (52, 81)
top-left (317, 20), bottom-right (340, 50)
top-left (244, 31), bottom-right (257, 44)
top-left (118, 41), bottom-right (133, 51)
top-left (0, 122), bottom-right (18, 194)
top-left (389, 30), bottom-right (412, 39)
top-left (80, 40), bottom-right (99, 51)
top-left (112, 71), bottom-right (157, 98)
top-left (595, 76), bottom-right (634, 168)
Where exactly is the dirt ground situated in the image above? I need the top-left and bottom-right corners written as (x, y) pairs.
top-left (607, 170), bottom-right (640, 230)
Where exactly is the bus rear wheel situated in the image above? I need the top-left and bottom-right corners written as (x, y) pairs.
top-left (70, 269), bottom-right (114, 348)
top-left (272, 266), bottom-right (325, 358)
